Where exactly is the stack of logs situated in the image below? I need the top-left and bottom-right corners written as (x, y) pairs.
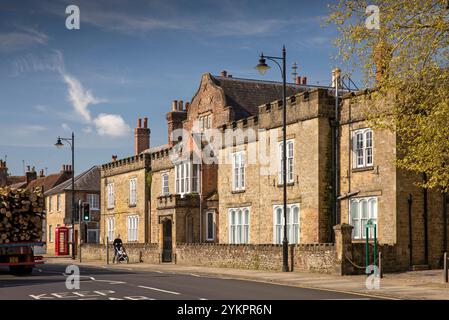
top-left (0, 187), bottom-right (45, 244)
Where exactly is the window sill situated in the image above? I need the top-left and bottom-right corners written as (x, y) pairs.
top-left (352, 166), bottom-right (374, 173)
top-left (352, 239), bottom-right (377, 243)
top-left (107, 207), bottom-right (115, 210)
top-left (277, 182), bottom-right (295, 187)
top-left (128, 204), bottom-right (137, 208)
top-left (231, 189), bottom-right (246, 194)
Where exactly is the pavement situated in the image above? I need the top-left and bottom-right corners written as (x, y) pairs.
top-left (27, 257), bottom-right (449, 300)
top-left (0, 261), bottom-right (381, 300)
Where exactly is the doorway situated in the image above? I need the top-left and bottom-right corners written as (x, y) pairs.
top-left (162, 219), bottom-right (172, 262)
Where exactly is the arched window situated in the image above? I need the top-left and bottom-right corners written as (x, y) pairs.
top-left (273, 204), bottom-right (300, 244)
top-left (228, 207), bottom-right (250, 244)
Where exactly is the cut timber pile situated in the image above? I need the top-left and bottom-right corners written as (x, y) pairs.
top-left (0, 187), bottom-right (45, 244)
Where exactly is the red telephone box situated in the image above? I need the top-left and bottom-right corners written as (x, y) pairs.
top-left (55, 226), bottom-right (69, 256)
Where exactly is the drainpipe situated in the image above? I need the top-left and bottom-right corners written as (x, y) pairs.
top-left (408, 194), bottom-right (413, 269)
top-left (423, 173), bottom-right (429, 266)
top-left (443, 192), bottom-right (448, 256)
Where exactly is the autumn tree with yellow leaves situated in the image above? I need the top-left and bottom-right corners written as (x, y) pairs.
top-left (328, 0), bottom-right (449, 191)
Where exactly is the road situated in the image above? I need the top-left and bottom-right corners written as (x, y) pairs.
top-left (0, 263), bottom-right (381, 300)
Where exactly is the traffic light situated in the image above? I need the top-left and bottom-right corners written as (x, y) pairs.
top-left (82, 203), bottom-right (90, 221)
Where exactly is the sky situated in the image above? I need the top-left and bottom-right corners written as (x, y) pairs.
top-left (0, 0), bottom-right (346, 176)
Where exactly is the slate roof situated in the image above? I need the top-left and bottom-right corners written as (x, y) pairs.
top-left (26, 172), bottom-right (71, 193)
top-left (44, 166), bottom-right (100, 196)
top-left (210, 75), bottom-right (330, 120)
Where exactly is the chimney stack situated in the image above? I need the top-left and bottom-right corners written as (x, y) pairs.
top-left (296, 76), bottom-right (302, 85)
top-left (302, 77), bottom-right (307, 85)
top-left (220, 70), bottom-right (228, 77)
top-left (39, 169), bottom-right (45, 177)
top-left (134, 117), bottom-right (150, 155)
top-left (25, 166), bottom-right (37, 184)
top-left (112, 155), bottom-right (117, 162)
top-left (0, 160), bottom-right (7, 187)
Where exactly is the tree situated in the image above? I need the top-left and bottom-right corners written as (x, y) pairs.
top-left (328, 0), bottom-right (449, 191)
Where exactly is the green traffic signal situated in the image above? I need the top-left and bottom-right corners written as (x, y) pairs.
top-left (83, 203), bottom-right (90, 221)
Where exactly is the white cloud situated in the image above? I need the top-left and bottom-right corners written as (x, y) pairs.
top-left (0, 27), bottom-right (48, 52)
top-left (94, 114), bottom-right (131, 137)
top-left (61, 73), bottom-right (106, 123)
top-left (34, 105), bottom-right (49, 113)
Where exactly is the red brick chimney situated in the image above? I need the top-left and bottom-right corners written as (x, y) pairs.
top-left (134, 117), bottom-right (150, 155)
top-left (112, 155), bottom-right (117, 162)
top-left (302, 77), bottom-right (307, 85)
top-left (295, 76), bottom-right (302, 85)
top-left (39, 169), bottom-right (45, 178)
top-left (166, 100), bottom-right (187, 148)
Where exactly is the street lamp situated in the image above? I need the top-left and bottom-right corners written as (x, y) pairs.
top-left (255, 46), bottom-right (289, 272)
top-left (55, 132), bottom-right (76, 260)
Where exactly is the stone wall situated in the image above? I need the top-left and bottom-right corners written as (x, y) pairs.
top-left (175, 243), bottom-right (337, 273)
top-left (81, 243), bottom-right (159, 264)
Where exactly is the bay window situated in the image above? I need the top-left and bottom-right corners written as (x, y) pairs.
top-left (175, 162), bottom-right (200, 195)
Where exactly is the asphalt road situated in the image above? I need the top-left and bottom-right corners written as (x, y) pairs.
top-left (0, 263), bottom-right (380, 300)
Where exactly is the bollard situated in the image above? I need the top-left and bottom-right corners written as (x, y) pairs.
top-left (379, 252), bottom-right (383, 279)
top-left (444, 252), bottom-right (448, 283)
top-left (106, 236), bottom-right (109, 265)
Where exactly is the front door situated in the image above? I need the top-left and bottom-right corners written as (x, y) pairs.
top-left (162, 220), bottom-right (172, 262)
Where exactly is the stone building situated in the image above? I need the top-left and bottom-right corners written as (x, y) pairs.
top-left (99, 71), bottom-right (448, 271)
top-left (44, 166), bottom-right (101, 255)
top-left (338, 92), bottom-right (448, 270)
top-left (100, 72), bottom-right (324, 262)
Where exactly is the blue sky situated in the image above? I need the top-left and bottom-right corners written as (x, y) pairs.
top-left (0, 0), bottom-right (344, 176)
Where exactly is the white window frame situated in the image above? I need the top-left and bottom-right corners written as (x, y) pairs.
top-left (206, 211), bottom-right (215, 241)
top-left (273, 204), bottom-right (300, 244)
top-left (162, 173), bottom-right (169, 195)
top-left (48, 225), bottom-right (53, 242)
top-left (127, 215), bottom-right (139, 242)
top-left (349, 197), bottom-right (378, 239)
top-left (232, 151), bottom-right (245, 191)
top-left (48, 196), bottom-right (52, 212)
top-left (87, 194), bottom-right (99, 210)
top-left (279, 140), bottom-right (294, 184)
top-left (175, 162), bottom-right (200, 196)
top-left (353, 128), bottom-right (374, 168)
top-left (228, 207), bottom-right (250, 244)
top-left (107, 183), bottom-right (115, 209)
top-left (106, 217), bottom-right (115, 241)
top-left (87, 229), bottom-right (99, 243)
top-left (129, 178), bottom-right (137, 206)
top-left (57, 194), bottom-right (61, 211)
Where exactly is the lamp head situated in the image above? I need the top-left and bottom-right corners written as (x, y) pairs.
top-left (55, 137), bottom-right (64, 149)
top-left (255, 53), bottom-right (271, 75)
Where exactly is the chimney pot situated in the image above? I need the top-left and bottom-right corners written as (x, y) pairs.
top-left (220, 70), bottom-right (227, 77)
top-left (143, 117), bottom-right (148, 128)
top-left (296, 76), bottom-right (301, 85)
top-left (178, 100), bottom-right (184, 111)
top-left (185, 102), bottom-right (190, 112)
top-left (172, 100), bottom-right (178, 111)
top-left (27, 165), bottom-right (30, 172)
top-left (302, 76), bottom-right (307, 85)
top-left (112, 155), bottom-right (117, 162)
top-left (137, 118), bottom-right (142, 128)
top-left (40, 169), bottom-right (44, 177)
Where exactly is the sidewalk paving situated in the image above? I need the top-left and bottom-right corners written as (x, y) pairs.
top-left (44, 257), bottom-right (449, 300)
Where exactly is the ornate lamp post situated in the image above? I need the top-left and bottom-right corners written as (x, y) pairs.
top-left (255, 46), bottom-right (289, 272)
top-left (55, 132), bottom-right (76, 260)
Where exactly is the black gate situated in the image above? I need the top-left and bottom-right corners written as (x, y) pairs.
top-left (162, 220), bottom-right (172, 262)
